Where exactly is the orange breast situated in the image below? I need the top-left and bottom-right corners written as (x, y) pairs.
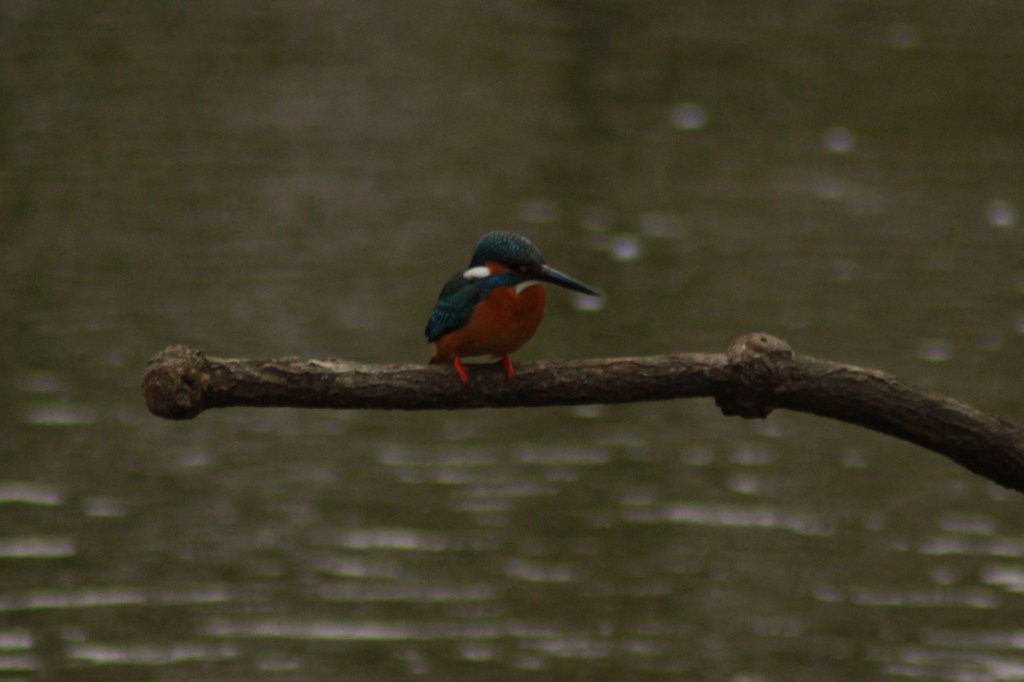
top-left (432, 284), bottom-right (547, 362)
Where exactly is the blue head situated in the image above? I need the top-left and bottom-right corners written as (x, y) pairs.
top-left (470, 232), bottom-right (545, 270)
top-left (468, 231), bottom-right (600, 296)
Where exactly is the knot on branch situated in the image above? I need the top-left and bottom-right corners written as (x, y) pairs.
top-left (141, 345), bottom-right (211, 420)
top-left (716, 333), bottom-right (794, 419)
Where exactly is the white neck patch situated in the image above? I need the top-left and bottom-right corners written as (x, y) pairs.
top-left (463, 265), bottom-right (491, 280)
top-left (515, 279), bottom-right (540, 294)
top-left (462, 266), bottom-right (539, 294)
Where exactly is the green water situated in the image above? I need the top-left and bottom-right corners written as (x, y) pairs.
top-left (2, 2), bottom-right (1024, 680)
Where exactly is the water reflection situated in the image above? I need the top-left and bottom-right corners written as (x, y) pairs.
top-left (4, 0), bottom-right (1024, 679)
top-left (0, 536), bottom-right (76, 560)
top-left (981, 565), bottom-right (1024, 593)
top-left (623, 502), bottom-right (833, 537)
top-left (0, 586), bottom-right (232, 613)
top-left (22, 402), bottom-right (99, 426)
top-left (987, 200), bottom-right (1018, 229)
top-left (67, 641), bottom-right (239, 667)
top-left (0, 482), bottom-right (63, 506)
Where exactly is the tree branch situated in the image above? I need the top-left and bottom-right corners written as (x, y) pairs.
top-left (141, 333), bottom-right (1024, 493)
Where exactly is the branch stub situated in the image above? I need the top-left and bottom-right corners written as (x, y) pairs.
top-left (141, 345), bottom-right (211, 420)
top-left (716, 333), bottom-right (795, 419)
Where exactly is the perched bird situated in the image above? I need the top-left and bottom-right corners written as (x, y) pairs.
top-left (425, 231), bottom-right (600, 383)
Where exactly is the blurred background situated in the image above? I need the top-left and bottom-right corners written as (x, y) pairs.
top-left (3, 2), bottom-right (1024, 680)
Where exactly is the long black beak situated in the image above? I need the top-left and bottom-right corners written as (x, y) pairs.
top-left (537, 264), bottom-right (601, 296)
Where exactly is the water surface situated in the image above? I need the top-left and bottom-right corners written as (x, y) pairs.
top-left (2, 2), bottom-right (1024, 680)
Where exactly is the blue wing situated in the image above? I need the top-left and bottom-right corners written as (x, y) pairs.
top-left (424, 272), bottom-right (522, 342)
top-left (425, 274), bottom-right (485, 342)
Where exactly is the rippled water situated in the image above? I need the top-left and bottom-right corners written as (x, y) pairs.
top-left (3, 2), bottom-right (1024, 680)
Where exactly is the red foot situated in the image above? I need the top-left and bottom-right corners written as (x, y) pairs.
top-left (501, 354), bottom-right (515, 380)
top-left (453, 356), bottom-right (470, 383)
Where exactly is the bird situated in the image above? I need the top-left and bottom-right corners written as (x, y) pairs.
top-left (425, 231), bottom-right (600, 383)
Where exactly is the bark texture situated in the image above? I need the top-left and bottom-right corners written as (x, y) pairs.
top-left (142, 333), bottom-right (1024, 493)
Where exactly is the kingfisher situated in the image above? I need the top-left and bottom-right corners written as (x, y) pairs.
top-left (425, 231), bottom-right (600, 383)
